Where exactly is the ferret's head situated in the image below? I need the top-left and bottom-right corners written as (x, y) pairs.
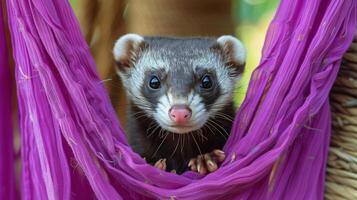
top-left (113, 34), bottom-right (245, 134)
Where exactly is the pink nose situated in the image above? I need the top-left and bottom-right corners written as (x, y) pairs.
top-left (169, 105), bottom-right (192, 124)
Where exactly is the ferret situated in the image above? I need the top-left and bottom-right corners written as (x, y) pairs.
top-left (113, 34), bottom-right (245, 174)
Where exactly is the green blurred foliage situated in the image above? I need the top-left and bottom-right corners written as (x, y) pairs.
top-left (234, 0), bottom-right (279, 23)
top-left (70, 0), bottom-right (76, 7)
top-left (234, 0), bottom-right (278, 106)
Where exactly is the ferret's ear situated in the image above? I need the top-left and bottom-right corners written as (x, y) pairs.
top-left (113, 33), bottom-right (145, 73)
top-left (215, 35), bottom-right (246, 75)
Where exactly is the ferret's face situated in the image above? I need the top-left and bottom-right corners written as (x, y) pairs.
top-left (113, 34), bottom-right (245, 134)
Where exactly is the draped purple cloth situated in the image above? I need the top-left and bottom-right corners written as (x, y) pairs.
top-left (1, 0), bottom-right (356, 199)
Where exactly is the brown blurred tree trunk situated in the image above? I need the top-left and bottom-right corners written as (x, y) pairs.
top-left (76, 0), bottom-right (234, 129)
top-left (75, 0), bottom-right (128, 127)
top-left (126, 0), bottom-right (234, 36)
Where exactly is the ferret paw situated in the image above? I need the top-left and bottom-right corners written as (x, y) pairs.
top-left (154, 159), bottom-right (177, 173)
top-left (154, 159), bottom-right (167, 171)
top-left (188, 149), bottom-right (226, 175)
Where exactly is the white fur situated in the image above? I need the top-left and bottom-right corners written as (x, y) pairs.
top-left (153, 91), bottom-right (208, 134)
top-left (113, 34), bottom-right (151, 113)
top-left (217, 35), bottom-right (246, 65)
top-left (113, 33), bottom-right (144, 61)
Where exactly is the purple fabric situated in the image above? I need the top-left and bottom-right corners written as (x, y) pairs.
top-left (0, 2), bottom-right (16, 200)
top-left (1, 0), bottom-right (356, 199)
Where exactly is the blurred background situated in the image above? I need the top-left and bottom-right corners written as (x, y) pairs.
top-left (69, 0), bottom-right (279, 126)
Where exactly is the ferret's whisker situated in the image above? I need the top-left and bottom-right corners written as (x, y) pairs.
top-left (170, 134), bottom-right (180, 158)
top-left (203, 123), bottom-right (216, 137)
top-left (132, 113), bottom-right (149, 121)
top-left (100, 78), bottom-right (113, 83)
top-left (131, 114), bottom-right (148, 119)
top-left (196, 129), bottom-right (202, 142)
top-left (216, 111), bottom-right (235, 118)
top-left (159, 129), bottom-right (165, 138)
top-left (180, 134), bottom-right (185, 153)
top-left (152, 132), bottom-right (169, 157)
top-left (147, 125), bottom-right (161, 138)
top-left (191, 133), bottom-right (202, 156)
top-left (199, 130), bottom-right (208, 141)
top-left (214, 113), bottom-right (234, 122)
top-left (131, 110), bottom-right (149, 115)
top-left (205, 101), bottom-right (233, 108)
top-left (214, 115), bottom-right (233, 122)
top-left (146, 121), bottom-right (157, 136)
top-left (206, 121), bottom-right (227, 140)
top-left (208, 119), bottom-right (230, 137)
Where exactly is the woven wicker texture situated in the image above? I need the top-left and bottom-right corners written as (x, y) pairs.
top-left (326, 29), bottom-right (357, 200)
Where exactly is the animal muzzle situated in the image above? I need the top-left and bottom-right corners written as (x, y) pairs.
top-left (169, 105), bottom-right (192, 124)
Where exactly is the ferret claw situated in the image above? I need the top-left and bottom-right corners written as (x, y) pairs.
top-left (197, 155), bottom-right (207, 175)
top-left (204, 154), bottom-right (218, 172)
top-left (188, 159), bottom-right (197, 171)
top-left (154, 159), bottom-right (167, 171)
top-left (212, 149), bottom-right (226, 162)
top-left (188, 149), bottom-right (226, 175)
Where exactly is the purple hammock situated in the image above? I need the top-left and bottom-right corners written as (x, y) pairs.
top-left (1, 0), bottom-right (356, 199)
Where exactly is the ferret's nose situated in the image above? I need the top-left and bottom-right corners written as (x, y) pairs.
top-left (169, 105), bottom-right (192, 124)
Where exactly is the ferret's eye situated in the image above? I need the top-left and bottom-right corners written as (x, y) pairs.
top-left (149, 76), bottom-right (161, 89)
top-left (200, 75), bottom-right (212, 89)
